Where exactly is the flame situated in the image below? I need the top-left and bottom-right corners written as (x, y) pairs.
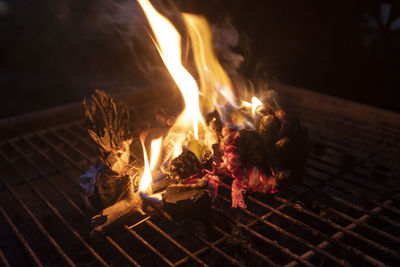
top-left (242, 101), bottom-right (252, 108)
top-left (138, 130), bottom-right (162, 195)
top-left (150, 137), bottom-right (162, 169)
top-left (251, 97), bottom-right (263, 116)
top-left (136, 0), bottom-right (268, 186)
top-left (173, 145), bottom-right (183, 158)
top-left (137, 0), bottom-right (203, 140)
top-left (182, 14), bottom-right (237, 114)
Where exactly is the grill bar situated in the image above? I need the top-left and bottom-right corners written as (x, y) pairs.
top-left (216, 195), bottom-right (351, 266)
top-left (1, 85), bottom-right (399, 266)
top-left (247, 195), bottom-right (388, 266)
top-left (0, 206), bottom-right (43, 267)
top-left (0, 175), bottom-right (76, 266)
top-left (0, 147), bottom-right (109, 266)
top-left (4, 132), bottom-right (143, 265)
top-left (329, 194), bottom-right (400, 228)
top-left (63, 123), bottom-right (249, 267)
top-left (0, 249), bottom-right (11, 267)
top-left (213, 206), bottom-right (316, 267)
top-left (14, 136), bottom-right (85, 216)
top-left (153, 206), bottom-right (245, 267)
top-left (124, 225), bottom-right (175, 266)
top-left (263, 155), bottom-right (400, 264)
top-left (290, 163), bottom-right (400, 231)
top-left (274, 196), bottom-right (399, 263)
top-left (43, 123), bottom-right (220, 266)
top-left (304, 139), bottom-right (400, 218)
top-left (144, 220), bottom-right (208, 266)
top-left (304, 168), bottom-right (400, 229)
top-left (212, 224), bottom-right (281, 267)
top-left (307, 137), bottom-right (399, 193)
top-left (25, 132), bottom-right (149, 265)
top-left (286, 203), bottom-right (393, 267)
top-left (296, 182), bottom-right (400, 244)
top-left (173, 237), bottom-right (227, 266)
top-left (105, 236), bottom-right (141, 267)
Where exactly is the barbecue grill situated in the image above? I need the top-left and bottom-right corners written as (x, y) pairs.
top-left (0, 84), bottom-right (399, 266)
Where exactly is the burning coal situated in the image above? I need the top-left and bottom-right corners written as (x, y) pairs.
top-left (78, 0), bottom-right (309, 234)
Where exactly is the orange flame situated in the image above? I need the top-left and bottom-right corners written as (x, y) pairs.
top-left (138, 130), bottom-right (162, 195)
top-left (136, 0), bottom-right (266, 190)
top-left (251, 96), bottom-right (263, 116)
top-left (182, 14), bottom-right (237, 114)
top-left (137, 0), bottom-right (203, 140)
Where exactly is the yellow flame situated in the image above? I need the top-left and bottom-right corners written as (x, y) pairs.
top-left (173, 145), bottom-right (182, 158)
top-left (138, 131), bottom-right (162, 194)
top-left (251, 97), bottom-right (263, 116)
top-left (182, 14), bottom-right (237, 114)
top-left (137, 0), bottom-right (203, 140)
top-left (136, 0), bottom-right (265, 171)
top-left (242, 101), bottom-right (252, 108)
top-left (150, 137), bottom-right (162, 170)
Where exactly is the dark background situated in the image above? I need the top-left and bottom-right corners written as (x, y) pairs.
top-left (1, 0), bottom-right (399, 119)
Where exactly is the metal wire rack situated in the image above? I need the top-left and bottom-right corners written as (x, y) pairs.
top-left (0, 85), bottom-right (399, 266)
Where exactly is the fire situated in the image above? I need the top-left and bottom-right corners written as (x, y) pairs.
top-left (242, 96), bottom-right (263, 117)
top-left (182, 14), bottom-right (237, 114)
top-left (138, 130), bottom-right (162, 195)
top-left (137, 0), bottom-right (204, 140)
top-left (136, 0), bottom-right (268, 197)
top-left (251, 96), bottom-right (263, 116)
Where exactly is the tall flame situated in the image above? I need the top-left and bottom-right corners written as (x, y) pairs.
top-left (136, 0), bottom-right (266, 186)
top-left (137, 0), bottom-right (203, 140)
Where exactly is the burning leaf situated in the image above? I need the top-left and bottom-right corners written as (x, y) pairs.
top-left (83, 90), bottom-right (135, 176)
top-left (83, 90), bottom-right (138, 208)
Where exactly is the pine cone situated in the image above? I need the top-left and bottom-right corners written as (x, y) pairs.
top-left (256, 107), bottom-right (310, 187)
top-left (169, 149), bottom-right (201, 181)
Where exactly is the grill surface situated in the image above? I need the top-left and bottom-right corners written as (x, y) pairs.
top-left (0, 84), bottom-right (399, 266)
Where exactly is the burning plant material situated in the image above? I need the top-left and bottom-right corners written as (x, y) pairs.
top-left (217, 104), bottom-right (310, 208)
top-left (78, 0), bottom-right (309, 233)
top-left (79, 90), bottom-right (145, 234)
top-left (82, 90), bottom-right (138, 208)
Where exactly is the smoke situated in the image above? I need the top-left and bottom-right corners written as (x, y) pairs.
top-left (50, 0), bottom-right (180, 91)
top-left (50, 0), bottom-right (271, 98)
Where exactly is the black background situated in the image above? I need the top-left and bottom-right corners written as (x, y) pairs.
top-left (1, 0), bottom-right (399, 119)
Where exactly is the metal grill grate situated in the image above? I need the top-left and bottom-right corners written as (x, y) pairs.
top-left (0, 85), bottom-right (399, 266)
